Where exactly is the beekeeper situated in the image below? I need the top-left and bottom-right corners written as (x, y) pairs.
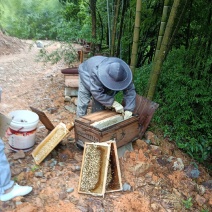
top-left (76, 56), bottom-right (136, 119)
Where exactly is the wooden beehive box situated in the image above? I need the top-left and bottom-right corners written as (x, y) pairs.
top-left (78, 140), bottom-right (122, 197)
top-left (75, 95), bottom-right (159, 147)
top-left (75, 111), bottom-right (140, 148)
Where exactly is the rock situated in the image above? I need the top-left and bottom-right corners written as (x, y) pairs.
top-left (157, 157), bottom-right (170, 167)
top-left (13, 150), bottom-right (25, 160)
top-left (202, 180), bottom-right (212, 189)
top-left (35, 172), bottom-right (44, 178)
top-left (58, 162), bottom-right (65, 166)
top-left (134, 162), bottom-right (150, 176)
top-left (145, 131), bottom-right (160, 145)
top-left (185, 165), bottom-right (200, 179)
top-left (11, 167), bottom-right (22, 176)
top-left (197, 185), bottom-right (206, 195)
top-left (65, 104), bottom-right (76, 113)
top-left (15, 201), bottom-right (23, 206)
top-left (135, 139), bottom-right (148, 150)
top-left (122, 183), bottom-right (131, 191)
top-left (36, 40), bottom-right (44, 48)
top-left (70, 165), bottom-right (81, 171)
top-left (71, 97), bottom-right (78, 105)
top-left (173, 158), bottom-right (184, 171)
top-left (150, 145), bottom-right (162, 156)
top-left (195, 194), bottom-right (206, 206)
top-left (59, 192), bottom-right (67, 200)
top-left (67, 188), bottom-right (74, 193)
top-left (64, 96), bottom-right (71, 102)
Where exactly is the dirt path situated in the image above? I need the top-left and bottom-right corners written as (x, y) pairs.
top-left (0, 34), bottom-right (211, 212)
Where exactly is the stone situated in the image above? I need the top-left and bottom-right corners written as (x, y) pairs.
top-left (197, 185), bottom-right (206, 195)
top-left (173, 158), bottom-right (184, 171)
top-left (65, 104), bottom-right (76, 114)
top-left (35, 172), bottom-right (44, 177)
top-left (36, 40), bottom-right (44, 48)
top-left (195, 194), bottom-right (206, 206)
top-left (185, 165), bottom-right (200, 179)
top-left (135, 139), bottom-right (148, 150)
top-left (64, 96), bottom-right (71, 102)
top-left (13, 150), bottom-right (25, 160)
top-left (122, 183), bottom-right (131, 191)
top-left (59, 192), bottom-right (67, 200)
top-left (70, 165), bottom-right (81, 171)
top-left (150, 145), bottom-right (162, 156)
top-left (134, 162), bottom-right (150, 176)
top-left (67, 188), bottom-right (74, 193)
top-left (145, 131), bottom-right (160, 145)
top-left (202, 180), bottom-right (212, 189)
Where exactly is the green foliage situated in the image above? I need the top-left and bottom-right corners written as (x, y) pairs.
top-left (31, 165), bottom-right (39, 172)
top-left (152, 47), bottom-right (212, 163)
top-left (134, 46), bottom-right (211, 164)
top-left (134, 64), bottom-right (152, 96)
top-left (37, 42), bottom-right (78, 66)
top-left (1, 0), bottom-right (63, 39)
top-left (183, 197), bottom-right (193, 209)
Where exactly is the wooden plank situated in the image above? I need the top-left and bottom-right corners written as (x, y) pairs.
top-left (30, 107), bottom-right (54, 131)
top-left (133, 95), bottom-right (159, 138)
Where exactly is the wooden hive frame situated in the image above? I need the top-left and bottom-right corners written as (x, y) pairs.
top-left (32, 122), bottom-right (74, 165)
top-left (78, 140), bottom-right (122, 197)
top-left (105, 140), bottom-right (122, 193)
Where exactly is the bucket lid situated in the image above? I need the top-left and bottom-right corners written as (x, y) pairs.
top-left (9, 110), bottom-right (39, 124)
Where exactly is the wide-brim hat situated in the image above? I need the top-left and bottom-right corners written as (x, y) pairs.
top-left (97, 57), bottom-right (132, 91)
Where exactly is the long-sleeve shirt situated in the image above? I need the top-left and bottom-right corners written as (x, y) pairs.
top-left (78, 56), bottom-right (136, 112)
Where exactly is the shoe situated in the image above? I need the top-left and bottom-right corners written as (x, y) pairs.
top-left (0, 183), bottom-right (32, 201)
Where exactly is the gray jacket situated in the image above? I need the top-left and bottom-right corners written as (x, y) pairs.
top-left (78, 56), bottom-right (136, 112)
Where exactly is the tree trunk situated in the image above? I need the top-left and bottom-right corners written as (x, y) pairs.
top-left (107, 0), bottom-right (111, 48)
top-left (110, 0), bottom-right (120, 56)
top-left (116, 0), bottom-right (128, 57)
top-left (130, 0), bottom-right (142, 75)
top-left (154, 0), bottom-right (171, 62)
top-left (147, 0), bottom-right (181, 100)
top-left (90, 0), bottom-right (97, 55)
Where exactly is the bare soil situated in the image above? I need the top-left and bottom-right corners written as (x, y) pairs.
top-left (0, 32), bottom-right (211, 212)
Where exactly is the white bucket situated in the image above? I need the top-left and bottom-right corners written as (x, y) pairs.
top-left (7, 110), bottom-right (39, 152)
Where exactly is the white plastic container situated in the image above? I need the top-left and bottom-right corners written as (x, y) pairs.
top-left (7, 110), bottom-right (39, 152)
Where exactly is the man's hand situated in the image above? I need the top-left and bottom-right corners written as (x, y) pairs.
top-left (112, 101), bottom-right (124, 113)
top-left (124, 111), bottom-right (132, 120)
